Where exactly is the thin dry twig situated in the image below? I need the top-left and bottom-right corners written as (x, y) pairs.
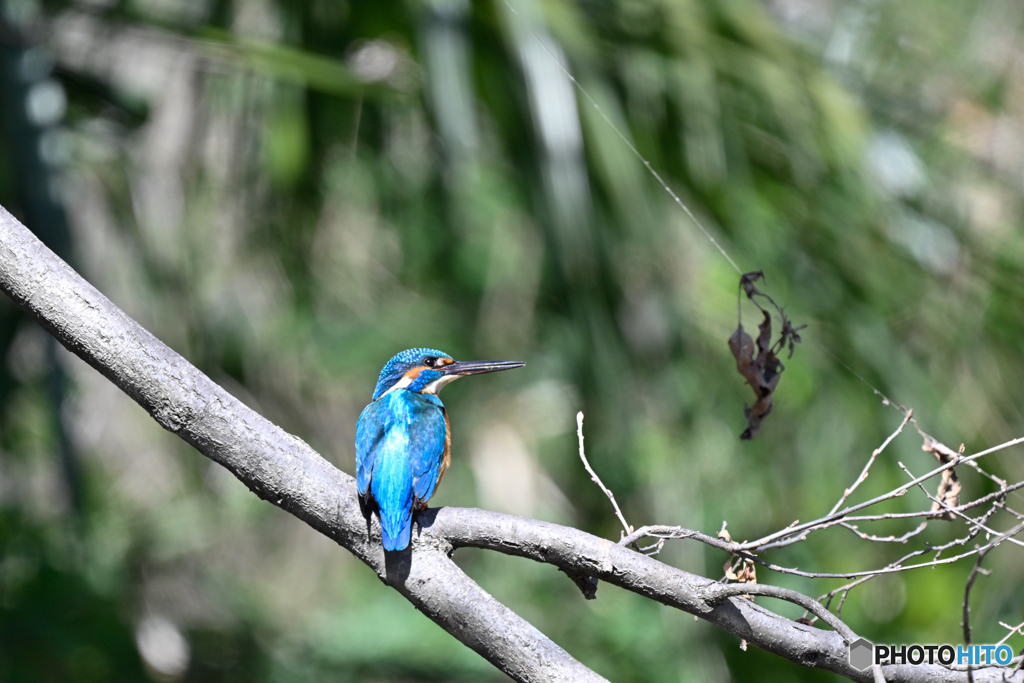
top-left (747, 435), bottom-right (1024, 552)
top-left (577, 412), bottom-right (633, 539)
top-left (816, 501), bottom-right (1005, 611)
top-left (624, 488), bottom-right (1022, 580)
top-left (996, 621), bottom-right (1024, 648)
top-left (1001, 504), bottom-right (1024, 521)
top-left (828, 410), bottom-right (913, 516)
top-left (963, 547), bottom-right (995, 683)
top-left (622, 502), bottom-right (1023, 581)
top-left (838, 520), bottom-right (928, 544)
top-left (912, 420), bottom-right (1010, 491)
top-left (618, 412), bottom-right (1024, 629)
top-left (841, 479), bottom-right (1024, 522)
top-left (897, 462), bottom-right (1024, 549)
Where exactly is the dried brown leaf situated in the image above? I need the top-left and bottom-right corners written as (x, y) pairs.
top-left (921, 433), bottom-right (961, 521)
top-left (730, 311), bottom-right (785, 439)
top-left (735, 560), bottom-right (757, 586)
top-left (725, 557), bottom-right (757, 600)
top-left (931, 469), bottom-right (961, 521)
top-left (729, 273), bottom-right (803, 439)
top-left (728, 325), bottom-right (758, 387)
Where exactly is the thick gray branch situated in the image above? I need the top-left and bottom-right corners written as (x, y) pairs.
top-left (1, 204), bottom-right (1019, 683)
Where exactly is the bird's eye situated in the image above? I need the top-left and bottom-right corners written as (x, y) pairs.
top-left (424, 357), bottom-right (437, 367)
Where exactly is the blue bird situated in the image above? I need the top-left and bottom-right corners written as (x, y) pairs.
top-left (356, 348), bottom-right (524, 551)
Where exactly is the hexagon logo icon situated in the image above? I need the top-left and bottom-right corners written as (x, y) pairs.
top-left (849, 638), bottom-right (874, 671)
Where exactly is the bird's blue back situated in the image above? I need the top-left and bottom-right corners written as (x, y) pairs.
top-left (356, 389), bottom-right (448, 551)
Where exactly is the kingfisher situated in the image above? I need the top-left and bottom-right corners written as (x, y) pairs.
top-left (356, 348), bottom-right (524, 551)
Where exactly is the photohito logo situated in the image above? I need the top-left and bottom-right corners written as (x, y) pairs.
top-left (848, 639), bottom-right (1015, 671)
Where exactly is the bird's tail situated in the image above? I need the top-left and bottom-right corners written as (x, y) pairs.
top-left (372, 456), bottom-right (415, 551)
top-left (380, 507), bottom-right (412, 551)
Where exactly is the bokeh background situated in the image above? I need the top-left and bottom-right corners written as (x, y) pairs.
top-left (1, 0), bottom-right (1023, 680)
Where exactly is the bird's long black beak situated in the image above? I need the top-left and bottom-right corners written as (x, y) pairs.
top-left (443, 359), bottom-right (524, 376)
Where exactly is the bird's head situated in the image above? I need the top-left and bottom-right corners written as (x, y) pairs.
top-left (371, 347), bottom-right (524, 400)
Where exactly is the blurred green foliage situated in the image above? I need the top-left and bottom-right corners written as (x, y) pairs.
top-left (1, 0), bottom-right (1023, 680)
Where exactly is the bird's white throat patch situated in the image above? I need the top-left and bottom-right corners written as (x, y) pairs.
top-left (422, 373), bottom-right (461, 395)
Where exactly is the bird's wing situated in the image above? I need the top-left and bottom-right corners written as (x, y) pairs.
top-left (355, 399), bottom-right (388, 497)
top-left (407, 395), bottom-right (449, 506)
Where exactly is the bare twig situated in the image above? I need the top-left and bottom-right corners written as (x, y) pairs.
top-left (912, 422), bottom-right (1009, 490)
top-left (816, 512), bottom-right (993, 613)
top-left (897, 462), bottom-right (1024, 549)
top-left (577, 411), bottom-right (633, 539)
top-left (842, 480), bottom-right (1024, 522)
top-left (1001, 504), bottom-right (1024, 521)
top-left (747, 436), bottom-right (1024, 552)
top-left (996, 621), bottom-right (1024, 648)
top-left (619, 525), bottom-right (731, 552)
top-left (828, 410), bottom-right (913, 516)
top-left (963, 547), bottom-right (994, 683)
top-left (623, 514), bottom-right (1022, 581)
top-left (839, 520), bottom-right (928, 543)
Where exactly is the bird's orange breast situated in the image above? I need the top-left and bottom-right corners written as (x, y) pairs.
top-left (437, 409), bottom-right (452, 486)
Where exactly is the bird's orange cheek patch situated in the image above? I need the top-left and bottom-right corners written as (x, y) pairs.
top-left (402, 367), bottom-right (425, 381)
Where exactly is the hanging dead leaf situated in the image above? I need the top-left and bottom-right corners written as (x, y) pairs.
top-left (933, 469), bottom-right (961, 520)
top-left (728, 272), bottom-right (803, 440)
top-left (921, 433), bottom-right (961, 521)
top-left (729, 312), bottom-right (783, 439)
